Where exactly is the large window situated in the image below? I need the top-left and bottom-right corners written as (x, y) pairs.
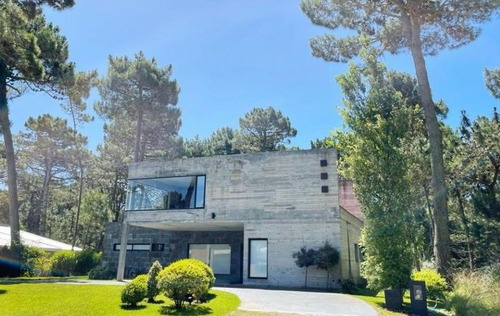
top-left (188, 244), bottom-right (231, 274)
top-left (248, 239), bottom-right (267, 278)
top-left (126, 175), bottom-right (205, 211)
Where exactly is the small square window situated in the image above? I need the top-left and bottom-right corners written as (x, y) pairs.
top-left (152, 243), bottom-right (164, 251)
top-left (320, 159), bottom-right (328, 167)
top-left (321, 186), bottom-right (329, 193)
top-left (321, 173), bottom-right (328, 180)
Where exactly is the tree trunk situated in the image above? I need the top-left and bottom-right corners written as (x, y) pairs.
top-left (134, 105), bottom-right (144, 163)
top-left (40, 163), bottom-right (52, 236)
top-left (455, 189), bottom-right (474, 269)
top-left (0, 59), bottom-right (21, 249)
top-left (71, 164), bottom-right (84, 249)
top-left (403, 14), bottom-right (451, 277)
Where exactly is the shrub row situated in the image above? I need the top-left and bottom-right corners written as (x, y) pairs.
top-left (20, 247), bottom-right (101, 277)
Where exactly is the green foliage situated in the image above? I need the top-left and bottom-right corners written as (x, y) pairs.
top-left (0, 0), bottom-right (75, 247)
top-left (157, 258), bottom-right (213, 309)
top-left (316, 241), bottom-right (340, 271)
top-left (485, 68), bottom-right (500, 98)
top-left (315, 241), bottom-right (340, 288)
top-left (292, 246), bottom-right (317, 288)
top-left (233, 106), bottom-right (297, 152)
top-left (340, 279), bottom-right (357, 294)
top-left (96, 51), bottom-right (181, 163)
top-left (88, 265), bottom-right (115, 280)
top-left (334, 51), bottom-right (419, 291)
top-left (447, 270), bottom-right (500, 316)
top-left (146, 260), bottom-right (162, 302)
top-left (120, 275), bottom-right (147, 306)
top-left (20, 246), bottom-right (50, 277)
top-left (188, 259), bottom-right (215, 302)
top-left (411, 268), bottom-right (447, 300)
top-left (50, 250), bottom-right (76, 276)
top-left (74, 250), bottom-right (101, 275)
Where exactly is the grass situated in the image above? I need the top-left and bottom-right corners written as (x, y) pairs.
top-left (353, 288), bottom-right (450, 316)
top-left (0, 282), bottom-right (240, 316)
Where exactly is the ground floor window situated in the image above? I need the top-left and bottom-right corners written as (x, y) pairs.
top-left (188, 244), bottom-right (231, 274)
top-left (248, 239), bottom-right (267, 278)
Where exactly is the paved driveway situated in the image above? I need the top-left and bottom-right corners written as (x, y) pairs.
top-left (216, 287), bottom-right (378, 316)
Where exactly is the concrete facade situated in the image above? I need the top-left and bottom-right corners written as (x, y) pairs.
top-left (105, 149), bottom-right (363, 288)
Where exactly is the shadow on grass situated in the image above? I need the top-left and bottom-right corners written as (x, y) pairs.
top-left (204, 293), bottom-right (217, 302)
top-left (149, 299), bottom-right (165, 304)
top-left (120, 304), bottom-right (147, 311)
top-left (159, 305), bottom-right (212, 315)
top-left (0, 289), bottom-right (7, 295)
top-left (0, 277), bottom-right (89, 285)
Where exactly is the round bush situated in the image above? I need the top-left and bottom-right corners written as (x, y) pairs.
top-left (50, 250), bottom-right (76, 276)
top-left (121, 275), bottom-right (147, 306)
top-left (411, 268), bottom-right (447, 300)
top-left (188, 259), bottom-right (215, 302)
top-left (158, 259), bottom-right (212, 309)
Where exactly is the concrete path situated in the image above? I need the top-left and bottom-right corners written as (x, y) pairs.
top-left (216, 287), bottom-right (378, 316)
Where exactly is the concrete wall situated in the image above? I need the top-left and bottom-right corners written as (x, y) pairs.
top-left (116, 149), bottom-right (360, 288)
top-left (126, 149), bottom-right (339, 225)
top-left (103, 223), bottom-right (243, 283)
top-left (339, 207), bottom-right (364, 283)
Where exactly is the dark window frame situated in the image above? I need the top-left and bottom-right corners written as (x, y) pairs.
top-left (248, 238), bottom-right (268, 279)
top-left (113, 243), bottom-right (150, 251)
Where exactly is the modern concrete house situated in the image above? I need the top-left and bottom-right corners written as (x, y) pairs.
top-left (102, 148), bottom-right (363, 288)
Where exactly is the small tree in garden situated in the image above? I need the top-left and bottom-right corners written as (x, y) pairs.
top-left (292, 247), bottom-right (317, 288)
top-left (146, 260), bottom-right (162, 302)
top-left (316, 241), bottom-right (340, 288)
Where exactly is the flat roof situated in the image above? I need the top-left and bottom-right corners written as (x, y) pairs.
top-left (0, 225), bottom-right (82, 252)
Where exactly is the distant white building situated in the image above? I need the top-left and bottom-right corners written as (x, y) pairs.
top-left (0, 225), bottom-right (82, 252)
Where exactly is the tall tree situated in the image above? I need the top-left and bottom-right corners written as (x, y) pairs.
top-left (333, 51), bottom-right (424, 291)
top-left (17, 114), bottom-right (86, 235)
top-left (95, 51), bottom-right (180, 163)
top-left (0, 0), bottom-right (74, 247)
top-left (301, 0), bottom-right (500, 277)
top-left (59, 70), bottom-right (98, 249)
top-left (233, 106), bottom-right (297, 152)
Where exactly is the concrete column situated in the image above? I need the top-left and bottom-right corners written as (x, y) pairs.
top-left (116, 221), bottom-right (129, 281)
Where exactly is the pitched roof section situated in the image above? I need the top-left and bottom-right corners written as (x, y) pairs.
top-left (0, 225), bottom-right (82, 252)
top-left (338, 179), bottom-right (363, 220)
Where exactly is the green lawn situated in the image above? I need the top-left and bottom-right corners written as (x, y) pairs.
top-left (0, 282), bottom-right (240, 316)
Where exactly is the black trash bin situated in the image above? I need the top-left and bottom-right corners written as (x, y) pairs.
top-left (409, 280), bottom-right (428, 316)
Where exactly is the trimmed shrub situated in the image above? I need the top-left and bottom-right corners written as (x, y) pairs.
top-left (50, 250), bottom-right (76, 276)
top-left (146, 261), bottom-right (162, 302)
top-left (189, 259), bottom-right (215, 302)
top-left (158, 258), bottom-right (212, 309)
top-left (447, 270), bottom-right (500, 316)
top-left (74, 250), bottom-right (101, 275)
top-left (121, 275), bottom-right (147, 306)
top-left (88, 265), bottom-right (115, 280)
top-left (340, 279), bottom-right (357, 294)
top-left (20, 246), bottom-right (50, 277)
top-left (411, 268), bottom-right (447, 301)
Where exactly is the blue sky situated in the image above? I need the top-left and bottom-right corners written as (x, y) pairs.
top-left (9, 0), bottom-right (500, 151)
